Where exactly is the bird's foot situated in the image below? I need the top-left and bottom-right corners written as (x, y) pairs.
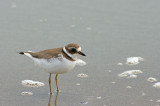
top-left (55, 89), bottom-right (61, 92)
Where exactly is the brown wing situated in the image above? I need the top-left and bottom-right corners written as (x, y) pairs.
top-left (27, 48), bottom-right (63, 59)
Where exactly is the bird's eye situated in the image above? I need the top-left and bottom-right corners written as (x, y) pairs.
top-left (71, 48), bottom-right (76, 52)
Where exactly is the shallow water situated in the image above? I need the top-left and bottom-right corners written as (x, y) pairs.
top-left (1, 0), bottom-right (160, 106)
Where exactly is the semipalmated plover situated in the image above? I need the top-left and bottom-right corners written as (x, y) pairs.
top-left (19, 43), bottom-right (86, 94)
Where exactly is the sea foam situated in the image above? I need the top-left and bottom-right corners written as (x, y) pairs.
top-left (147, 77), bottom-right (157, 82)
top-left (118, 70), bottom-right (143, 78)
top-left (153, 82), bottom-right (160, 88)
top-left (21, 80), bottom-right (45, 87)
top-left (126, 57), bottom-right (144, 65)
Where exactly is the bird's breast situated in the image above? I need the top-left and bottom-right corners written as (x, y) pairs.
top-left (33, 57), bottom-right (76, 74)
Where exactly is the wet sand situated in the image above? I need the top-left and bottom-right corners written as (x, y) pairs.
top-left (1, 0), bottom-right (160, 106)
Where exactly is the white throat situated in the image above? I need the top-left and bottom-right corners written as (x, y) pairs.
top-left (63, 47), bottom-right (78, 60)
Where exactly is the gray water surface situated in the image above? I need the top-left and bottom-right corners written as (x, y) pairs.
top-left (1, 0), bottom-right (160, 106)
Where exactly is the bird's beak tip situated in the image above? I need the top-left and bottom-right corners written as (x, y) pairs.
top-left (79, 51), bottom-right (86, 56)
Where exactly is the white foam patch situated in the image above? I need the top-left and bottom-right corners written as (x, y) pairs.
top-left (77, 73), bottom-right (88, 78)
top-left (126, 86), bottom-right (132, 88)
top-left (118, 70), bottom-right (143, 78)
top-left (21, 92), bottom-right (33, 95)
top-left (126, 57), bottom-right (144, 65)
top-left (86, 27), bottom-right (92, 30)
top-left (96, 96), bottom-right (102, 99)
top-left (117, 63), bottom-right (123, 65)
top-left (75, 59), bottom-right (86, 66)
top-left (76, 83), bottom-right (80, 85)
top-left (147, 77), bottom-right (157, 82)
top-left (108, 70), bottom-right (112, 72)
top-left (21, 80), bottom-right (45, 87)
top-left (153, 82), bottom-right (160, 88)
top-left (111, 82), bottom-right (116, 84)
top-left (129, 74), bottom-right (137, 78)
top-left (142, 92), bottom-right (146, 96)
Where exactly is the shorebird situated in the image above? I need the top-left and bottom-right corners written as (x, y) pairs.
top-left (19, 43), bottom-right (86, 94)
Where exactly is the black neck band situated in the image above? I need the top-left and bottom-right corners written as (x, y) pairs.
top-left (62, 48), bottom-right (75, 61)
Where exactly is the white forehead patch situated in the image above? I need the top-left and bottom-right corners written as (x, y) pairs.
top-left (77, 47), bottom-right (81, 51)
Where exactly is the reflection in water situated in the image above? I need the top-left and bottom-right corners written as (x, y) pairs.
top-left (54, 92), bottom-right (59, 106)
top-left (48, 92), bottom-right (59, 106)
top-left (48, 94), bottom-right (52, 106)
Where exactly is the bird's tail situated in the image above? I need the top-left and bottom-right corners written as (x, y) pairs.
top-left (19, 52), bottom-right (24, 55)
top-left (18, 51), bottom-right (33, 59)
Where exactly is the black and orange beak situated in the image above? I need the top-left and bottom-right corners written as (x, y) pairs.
top-left (78, 51), bottom-right (86, 56)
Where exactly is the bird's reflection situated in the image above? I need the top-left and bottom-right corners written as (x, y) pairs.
top-left (48, 91), bottom-right (59, 106)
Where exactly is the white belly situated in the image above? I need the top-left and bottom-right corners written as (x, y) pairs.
top-left (33, 57), bottom-right (76, 74)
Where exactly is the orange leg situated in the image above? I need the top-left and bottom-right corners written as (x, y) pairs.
top-left (55, 74), bottom-right (59, 92)
top-left (48, 73), bottom-right (52, 94)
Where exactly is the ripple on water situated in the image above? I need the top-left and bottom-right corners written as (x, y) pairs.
top-left (86, 27), bottom-right (92, 30)
top-left (80, 101), bottom-right (88, 105)
top-left (11, 2), bottom-right (16, 8)
top-left (71, 25), bottom-right (76, 28)
top-left (149, 99), bottom-right (153, 102)
top-left (77, 73), bottom-right (88, 78)
top-left (54, 90), bottom-right (61, 92)
top-left (39, 18), bottom-right (48, 23)
top-left (21, 80), bottom-right (45, 87)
